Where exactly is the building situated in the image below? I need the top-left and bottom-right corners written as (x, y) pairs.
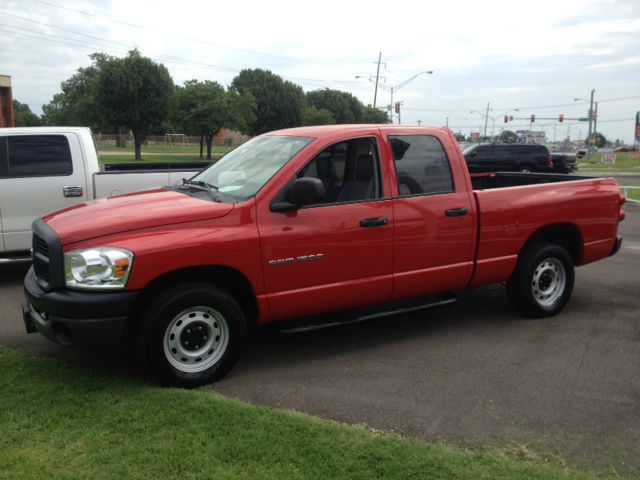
top-left (0, 75), bottom-right (15, 128)
top-left (516, 129), bottom-right (546, 144)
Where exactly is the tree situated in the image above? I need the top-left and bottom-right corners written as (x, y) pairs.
top-left (453, 132), bottom-right (466, 142)
top-left (361, 106), bottom-right (388, 124)
top-left (231, 69), bottom-right (306, 135)
top-left (96, 49), bottom-right (174, 160)
top-left (13, 100), bottom-right (41, 126)
top-left (306, 88), bottom-right (363, 124)
top-left (173, 80), bottom-right (256, 159)
top-left (302, 107), bottom-right (335, 126)
top-left (42, 53), bottom-right (112, 131)
top-left (592, 132), bottom-right (607, 148)
top-left (499, 130), bottom-right (518, 143)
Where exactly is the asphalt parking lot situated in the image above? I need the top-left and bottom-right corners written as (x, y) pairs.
top-left (1, 203), bottom-right (639, 474)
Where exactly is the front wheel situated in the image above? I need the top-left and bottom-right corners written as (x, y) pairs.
top-left (141, 283), bottom-right (246, 387)
top-left (507, 243), bottom-right (575, 318)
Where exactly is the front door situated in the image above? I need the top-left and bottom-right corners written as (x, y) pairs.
top-left (257, 136), bottom-right (394, 322)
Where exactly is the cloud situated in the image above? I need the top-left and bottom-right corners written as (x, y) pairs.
top-left (1, 0), bottom-right (639, 141)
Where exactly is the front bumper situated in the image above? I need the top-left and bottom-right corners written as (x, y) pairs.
top-left (23, 266), bottom-right (139, 347)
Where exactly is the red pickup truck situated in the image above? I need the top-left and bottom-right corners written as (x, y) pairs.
top-left (23, 125), bottom-right (625, 386)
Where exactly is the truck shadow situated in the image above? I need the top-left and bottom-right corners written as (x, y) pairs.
top-left (2, 260), bottom-right (522, 386)
top-left (231, 285), bottom-right (519, 377)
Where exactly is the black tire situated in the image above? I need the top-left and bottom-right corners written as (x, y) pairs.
top-left (140, 283), bottom-right (245, 387)
top-left (506, 243), bottom-right (574, 318)
top-left (518, 166), bottom-right (533, 173)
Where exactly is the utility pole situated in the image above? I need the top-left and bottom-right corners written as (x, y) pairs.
top-left (588, 89), bottom-right (595, 160)
top-left (593, 101), bottom-right (599, 142)
top-left (483, 102), bottom-right (490, 138)
top-left (373, 52), bottom-right (382, 109)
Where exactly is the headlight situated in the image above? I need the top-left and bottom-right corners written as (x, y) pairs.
top-left (64, 247), bottom-right (134, 290)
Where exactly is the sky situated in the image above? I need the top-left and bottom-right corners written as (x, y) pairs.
top-left (2, 0), bottom-right (640, 143)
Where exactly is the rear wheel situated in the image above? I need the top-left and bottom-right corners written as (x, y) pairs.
top-left (507, 243), bottom-right (574, 318)
top-left (141, 283), bottom-right (245, 387)
top-left (518, 166), bottom-right (533, 173)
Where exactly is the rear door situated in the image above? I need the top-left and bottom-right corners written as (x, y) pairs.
top-left (0, 133), bottom-right (88, 253)
top-left (389, 133), bottom-right (476, 299)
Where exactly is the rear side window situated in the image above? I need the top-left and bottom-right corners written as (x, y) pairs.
top-left (389, 135), bottom-right (454, 196)
top-left (5, 135), bottom-right (73, 177)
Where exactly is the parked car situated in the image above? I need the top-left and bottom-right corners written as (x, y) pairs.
top-left (0, 127), bottom-right (209, 258)
top-left (23, 125), bottom-right (625, 386)
top-left (613, 146), bottom-right (638, 153)
top-left (550, 152), bottom-right (578, 173)
top-left (463, 143), bottom-right (553, 173)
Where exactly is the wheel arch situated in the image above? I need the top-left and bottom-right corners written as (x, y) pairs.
top-left (521, 223), bottom-right (582, 265)
top-left (129, 265), bottom-right (259, 336)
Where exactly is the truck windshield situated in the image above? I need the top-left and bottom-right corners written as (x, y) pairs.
top-left (188, 135), bottom-right (313, 202)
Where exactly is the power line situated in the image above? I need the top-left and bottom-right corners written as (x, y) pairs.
top-left (1, 12), bottom-right (365, 88)
top-left (25, 0), bottom-right (360, 69)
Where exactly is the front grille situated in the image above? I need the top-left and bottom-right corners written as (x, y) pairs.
top-left (31, 218), bottom-right (64, 291)
top-left (32, 233), bottom-right (51, 284)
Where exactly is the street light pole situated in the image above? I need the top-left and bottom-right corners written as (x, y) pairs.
top-left (379, 70), bottom-right (433, 124)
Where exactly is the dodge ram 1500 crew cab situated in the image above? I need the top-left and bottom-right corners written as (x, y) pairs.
top-left (22, 125), bottom-right (625, 387)
top-left (0, 127), bottom-right (206, 257)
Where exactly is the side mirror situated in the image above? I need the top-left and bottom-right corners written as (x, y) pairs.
top-left (271, 177), bottom-right (325, 212)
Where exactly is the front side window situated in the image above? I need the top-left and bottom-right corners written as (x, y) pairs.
top-left (5, 135), bottom-right (72, 177)
top-left (389, 135), bottom-right (454, 196)
top-left (295, 137), bottom-right (381, 205)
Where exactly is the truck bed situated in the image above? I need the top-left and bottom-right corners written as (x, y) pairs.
top-left (470, 172), bottom-right (589, 190)
top-left (469, 173), bottom-right (621, 286)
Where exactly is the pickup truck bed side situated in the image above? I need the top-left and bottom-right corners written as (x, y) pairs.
top-left (470, 178), bottom-right (621, 286)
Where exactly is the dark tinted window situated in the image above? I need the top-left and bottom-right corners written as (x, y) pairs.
top-left (7, 135), bottom-right (72, 177)
top-left (389, 135), bottom-right (454, 196)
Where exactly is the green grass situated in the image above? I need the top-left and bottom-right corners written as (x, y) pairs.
top-left (98, 144), bottom-right (232, 165)
top-left (0, 347), bottom-right (603, 480)
top-left (622, 187), bottom-right (640, 201)
top-left (99, 144), bottom-right (234, 155)
top-left (578, 152), bottom-right (640, 172)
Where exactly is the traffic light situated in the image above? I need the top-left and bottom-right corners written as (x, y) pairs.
top-left (559, 114), bottom-right (564, 123)
top-left (530, 114), bottom-right (536, 123)
top-left (395, 102), bottom-right (400, 114)
top-left (504, 115), bottom-right (509, 123)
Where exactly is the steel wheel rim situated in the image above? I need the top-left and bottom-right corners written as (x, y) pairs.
top-left (531, 257), bottom-right (566, 307)
top-left (163, 306), bottom-right (229, 373)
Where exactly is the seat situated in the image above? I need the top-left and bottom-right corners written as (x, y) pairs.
top-left (315, 154), bottom-right (340, 202)
top-left (336, 154), bottom-right (375, 202)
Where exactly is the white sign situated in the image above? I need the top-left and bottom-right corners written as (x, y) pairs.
top-left (602, 153), bottom-right (616, 165)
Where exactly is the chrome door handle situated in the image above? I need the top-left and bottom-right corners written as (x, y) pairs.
top-left (63, 186), bottom-right (84, 197)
